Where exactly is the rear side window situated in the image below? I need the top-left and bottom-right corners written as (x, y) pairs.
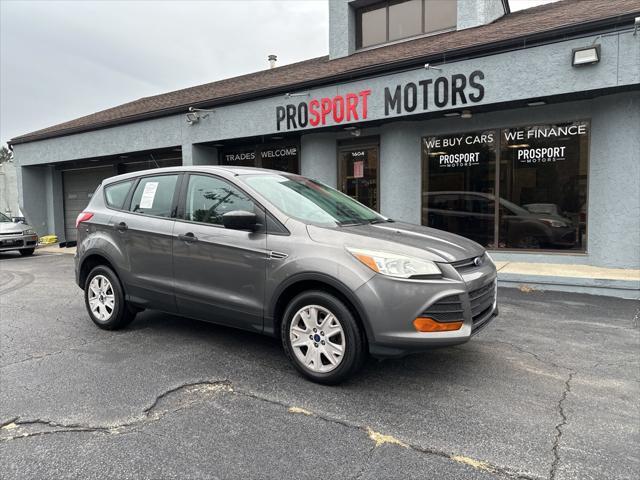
top-left (185, 174), bottom-right (254, 225)
top-left (129, 175), bottom-right (179, 218)
top-left (104, 180), bottom-right (134, 209)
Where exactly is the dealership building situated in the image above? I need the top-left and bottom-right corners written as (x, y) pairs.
top-left (9, 0), bottom-right (640, 289)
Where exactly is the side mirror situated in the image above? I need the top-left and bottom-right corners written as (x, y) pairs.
top-left (222, 210), bottom-right (258, 231)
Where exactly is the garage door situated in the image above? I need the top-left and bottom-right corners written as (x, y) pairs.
top-left (62, 166), bottom-right (114, 242)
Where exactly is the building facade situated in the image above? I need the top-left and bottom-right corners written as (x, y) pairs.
top-left (10, 0), bottom-right (640, 269)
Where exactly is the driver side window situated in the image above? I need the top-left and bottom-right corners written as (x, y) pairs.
top-left (185, 175), bottom-right (254, 226)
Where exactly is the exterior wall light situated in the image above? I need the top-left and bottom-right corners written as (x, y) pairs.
top-left (572, 44), bottom-right (601, 66)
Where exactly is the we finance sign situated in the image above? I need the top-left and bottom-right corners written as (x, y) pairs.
top-left (275, 70), bottom-right (485, 131)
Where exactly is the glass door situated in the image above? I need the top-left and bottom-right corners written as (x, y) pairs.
top-left (338, 139), bottom-right (379, 211)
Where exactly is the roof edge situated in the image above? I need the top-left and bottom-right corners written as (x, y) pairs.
top-left (10, 10), bottom-right (639, 147)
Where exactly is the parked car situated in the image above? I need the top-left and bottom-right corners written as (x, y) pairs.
top-left (75, 167), bottom-right (498, 383)
top-left (424, 191), bottom-right (577, 249)
top-left (0, 212), bottom-right (38, 256)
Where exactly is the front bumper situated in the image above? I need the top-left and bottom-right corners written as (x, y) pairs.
top-left (355, 260), bottom-right (498, 358)
top-left (0, 234), bottom-right (38, 252)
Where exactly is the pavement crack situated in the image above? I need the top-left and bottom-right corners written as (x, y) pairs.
top-left (549, 371), bottom-right (574, 480)
top-left (485, 340), bottom-right (572, 372)
top-left (248, 388), bottom-right (540, 480)
top-left (1, 379), bottom-right (541, 479)
top-left (0, 380), bottom-right (232, 442)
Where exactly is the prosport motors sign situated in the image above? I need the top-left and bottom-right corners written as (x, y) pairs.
top-left (275, 70), bottom-right (485, 131)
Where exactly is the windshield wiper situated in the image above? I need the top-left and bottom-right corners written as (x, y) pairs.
top-left (369, 218), bottom-right (394, 224)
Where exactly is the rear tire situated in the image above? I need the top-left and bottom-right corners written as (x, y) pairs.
top-left (19, 248), bottom-right (35, 256)
top-left (281, 290), bottom-right (366, 384)
top-left (84, 265), bottom-right (136, 330)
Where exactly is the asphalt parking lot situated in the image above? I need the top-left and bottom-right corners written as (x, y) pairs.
top-left (0, 251), bottom-right (638, 480)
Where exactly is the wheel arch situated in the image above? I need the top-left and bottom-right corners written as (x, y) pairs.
top-left (78, 252), bottom-right (122, 290)
top-left (268, 273), bottom-right (372, 348)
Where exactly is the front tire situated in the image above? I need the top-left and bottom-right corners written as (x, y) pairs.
top-left (84, 265), bottom-right (135, 330)
top-left (281, 290), bottom-right (366, 384)
top-left (19, 248), bottom-right (35, 256)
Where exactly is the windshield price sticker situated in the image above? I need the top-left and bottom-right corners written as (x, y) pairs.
top-left (139, 182), bottom-right (159, 209)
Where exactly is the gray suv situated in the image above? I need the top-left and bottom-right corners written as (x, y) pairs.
top-left (75, 166), bottom-right (497, 383)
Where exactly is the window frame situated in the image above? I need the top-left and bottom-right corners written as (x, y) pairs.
top-left (103, 179), bottom-right (136, 211)
top-left (122, 173), bottom-right (183, 220)
top-left (356, 0), bottom-right (457, 50)
top-left (420, 119), bottom-right (591, 254)
top-left (174, 172), bottom-right (290, 235)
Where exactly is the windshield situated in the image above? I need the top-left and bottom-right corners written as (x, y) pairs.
top-left (242, 174), bottom-right (388, 226)
top-left (0, 212), bottom-right (11, 222)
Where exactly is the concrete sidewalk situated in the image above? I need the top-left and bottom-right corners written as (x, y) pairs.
top-left (496, 261), bottom-right (640, 299)
top-left (37, 244), bottom-right (76, 255)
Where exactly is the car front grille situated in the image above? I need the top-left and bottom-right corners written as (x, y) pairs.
top-left (421, 294), bottom-right (464, 322)
top-left (470, 281), bottom-right (496, 324)
top-left (451, 253), bottom-right (486, 272)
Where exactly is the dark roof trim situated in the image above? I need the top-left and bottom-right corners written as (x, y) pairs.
top-left (9, 11), bottom-right (638, 146)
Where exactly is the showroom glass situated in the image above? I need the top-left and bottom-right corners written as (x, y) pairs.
top-left (242, 174), bottom-right (385, 226)
top-left (358, 0), bottom-right (457, 49)
top-left (422, 130), bottom-right (497, 247)
top-left (498, 122), bottom-right (588, 250)
top-left (104, 180), bottom-right (134, 209)
top-left (185, 175), bottom-right (254, 226)
top-left (338, 142), bottom-right (379, 211)
top-left (129, 175), bottom-right (178, 218)
top-left (421, 121), bottom-right (589, 252)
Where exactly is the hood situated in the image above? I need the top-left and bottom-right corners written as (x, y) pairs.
top-left (307, 221), bottom-right (484, 263)
top-left (0, 222), bottom-right (30, 234)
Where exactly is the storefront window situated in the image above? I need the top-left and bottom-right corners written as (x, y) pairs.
top-left (421, 121), bottom-right (589, 252)
top-left (499, 122), bottom-right (588, 250)
top-left (422, 130), bottom-right (497, 247)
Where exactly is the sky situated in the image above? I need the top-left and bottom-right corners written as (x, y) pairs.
top-left (0, 0), bottom-right (556, 146)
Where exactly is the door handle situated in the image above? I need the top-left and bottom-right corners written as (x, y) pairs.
top-left (178, 232), bottom-right (198, 243)
top-left (114, 222), bottom-right (128, 232)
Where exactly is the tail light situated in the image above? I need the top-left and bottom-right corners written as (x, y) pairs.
top-left (76, 211), bottom-right (94, 228)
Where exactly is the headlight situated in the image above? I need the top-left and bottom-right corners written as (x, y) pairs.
top-left (347, 247), bottom-right (441, 279)
top-left (23, 229), bottom-right (35, 235)
top-left (540, 219), bottom-right (567, 228)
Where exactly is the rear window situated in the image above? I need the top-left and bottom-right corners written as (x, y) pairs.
top-left (104, 180), bottom-right (134, 209)
top-left (129, 175), bottom-right (179, 218)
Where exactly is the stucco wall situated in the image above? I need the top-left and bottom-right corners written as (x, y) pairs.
top-left (328, 0), bottom-right (355, 59)
top-left (457, 0), bottom-right (505, 30)
top-left (0, 160), bottom-right (20, 218)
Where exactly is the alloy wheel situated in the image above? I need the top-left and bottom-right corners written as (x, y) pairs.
top-left (289, 305), bottom-right (345, 373)
top-left (87, 274), bottom-right (116, 322)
